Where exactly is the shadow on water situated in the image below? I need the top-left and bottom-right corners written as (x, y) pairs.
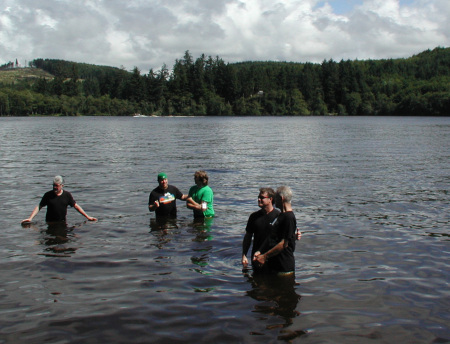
top-left (243, 271), bottom-right (307, 341)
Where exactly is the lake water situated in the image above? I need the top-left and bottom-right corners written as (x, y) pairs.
top-left (0, 116), bottom-right (448, 343)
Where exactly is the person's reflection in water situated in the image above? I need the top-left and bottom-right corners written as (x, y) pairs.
top-left (43, 222), bottom-right (78, 256)
top-left (244, 272), bottom-right (306, 341)
top-left (189, 217), bottom-right (214, 242)
top-left (149, 217), bottom-right (179, 249)
top-left (189, 217), bottom-right (214, 276)
top-left (21, 221), bottom-right (80, 256)
top-left (149, 216), bottom-right (179, 232)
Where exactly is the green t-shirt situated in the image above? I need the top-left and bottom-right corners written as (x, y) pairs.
top-left (188, 185), bottom-right (214, 218)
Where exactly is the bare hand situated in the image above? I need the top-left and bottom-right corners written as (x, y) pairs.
top-left (253, 252), bottom-right (266, 266)
top-left (242, 255), bottom-right (248, 267)
top-left (296, 228), bottom-right (302, 241)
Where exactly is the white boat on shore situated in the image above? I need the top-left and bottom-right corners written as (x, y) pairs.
top-left (133, 113), bottom-right (148, 118)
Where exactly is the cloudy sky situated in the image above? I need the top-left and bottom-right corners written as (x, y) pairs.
top-left (1, 0), bottom-right (448, 72)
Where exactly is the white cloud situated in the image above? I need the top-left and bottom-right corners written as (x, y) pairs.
top-left (35, 9), bottom-right (58, 29)
top-left (0, 0), bottom-right (448, 71)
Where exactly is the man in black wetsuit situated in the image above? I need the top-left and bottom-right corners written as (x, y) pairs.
top-left (148, 172), bottom-right (188, 218)
top-left (241, 187), bottom-right (280, 273)
top-left (21, 175), bottom-right (97, 224)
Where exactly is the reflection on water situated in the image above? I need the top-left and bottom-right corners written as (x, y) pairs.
top-left (0, 116), bottom-right (449, 343)
top-left (244, 272), bottom-right (306, 340)
top-left (189, 217), bottom-right (214, 242)
top-left (189, 218), bottom-right (214, 278)
top-left (149, 217), bottom-right (179, 249)
top-left (149, 216), bottom-right (179, 232)
top-left (42, 223), bottom-right (78, 257)
top-left (22, 221), bottom-right (80, 257)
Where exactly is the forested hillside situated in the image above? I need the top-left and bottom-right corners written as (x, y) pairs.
top-left (0, 47), bottom-right (448, 116)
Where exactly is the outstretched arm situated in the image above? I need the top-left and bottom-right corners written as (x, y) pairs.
top-left (74, 203), bottom-right (97, 221)
top-left (21, 205), bottom-right (41, 224)
top-left (186, 197), bottom-right (201, 210)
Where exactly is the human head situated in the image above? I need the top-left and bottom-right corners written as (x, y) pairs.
top-left (258, 187), bottom-right (275, 208)
top-left (157, 172), bottom-right (168, 190)
top-left (53, 175), bottom-right (64, 193)
top-left (276, 186), bottom-right (293, 204)
top-left (157, 172), bottom-right (167, 181)
top-left (259, 187), bottom-right (275, 199)
top-left (53, 175), bottom-right (64, 185)
top-left (194, 170), bottom-right (209, 186)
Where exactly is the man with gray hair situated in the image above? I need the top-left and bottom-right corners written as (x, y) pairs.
top-left (21, 176), bottom-right (97, 224)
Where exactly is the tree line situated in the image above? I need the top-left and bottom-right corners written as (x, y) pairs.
top-left (0, 47), bottom-right (448, 116)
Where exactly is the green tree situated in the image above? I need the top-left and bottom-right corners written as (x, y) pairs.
top-left (321, 59), bottom-right (339, 113)
top-left (0, 91), bottom-right (10, 115)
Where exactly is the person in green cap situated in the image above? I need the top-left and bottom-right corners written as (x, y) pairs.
top-left (187, 170), bottom-right (214, 218)
top-left (148, 173), bottom-right (188, 218)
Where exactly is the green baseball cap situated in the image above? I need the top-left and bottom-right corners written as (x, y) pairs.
top-left (157, 172), bottom-right (168, 180)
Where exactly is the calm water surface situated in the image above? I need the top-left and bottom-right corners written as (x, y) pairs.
top-left (0, 116), bottom-right (448, 343)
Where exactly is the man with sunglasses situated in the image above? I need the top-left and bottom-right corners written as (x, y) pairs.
top-left (253, 186), bottom-right (298, 276)
top-left (21, 175), bottom-right (97, 224)
top-left (241, 187), bottom-right (280, 273)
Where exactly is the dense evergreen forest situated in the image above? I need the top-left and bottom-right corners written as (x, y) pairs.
top-left (0, 47), bottom-right (448, 116)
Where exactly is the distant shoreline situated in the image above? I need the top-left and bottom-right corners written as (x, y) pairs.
top-left (1, 114), bottom-right (448, 118)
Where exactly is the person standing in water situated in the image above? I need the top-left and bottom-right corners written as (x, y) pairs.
top-left (148, 172), bottom-right (188, 218)
top-left (187, 170), bottom-right (214, 218)
top-left (253, 186), bottom-right (298, 276)
top-left (242, 187), bottom-right (280, 273)
top-left (21, 175), bottom-right (97, 224)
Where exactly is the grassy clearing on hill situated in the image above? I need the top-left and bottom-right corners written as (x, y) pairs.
top-left (0, 68), bottom-right (54, 84)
